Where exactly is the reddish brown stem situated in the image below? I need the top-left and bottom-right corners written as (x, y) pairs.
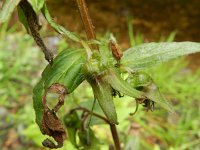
top-left (75, 1), bottom-right (120, 148)
top-left (75, 0), bottom-right (98, 50)
top-left (110, 124), bottom-right (121, 150)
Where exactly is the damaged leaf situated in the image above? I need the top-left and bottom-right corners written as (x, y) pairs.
top-left (19, 0), bottom-right (54, 64)
top-left (33, 48), bottom-right (87, 148)
top-left (109, 34), bottom-right (123, 61)
top-left (33, 82), bottom-right (67, 148)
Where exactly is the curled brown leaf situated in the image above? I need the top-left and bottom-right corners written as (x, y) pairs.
top-left (19, 0), bottom-right (54, 64)
top-left (41, 83), bottom-right (67, 148)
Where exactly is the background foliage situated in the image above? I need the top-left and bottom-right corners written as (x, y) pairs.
top-left (0, 20), bottom-right (199, 149)
top-left (0, 0), bottom-right (200, 149)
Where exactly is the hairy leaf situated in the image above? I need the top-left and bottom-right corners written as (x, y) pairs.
top-left (42, 49), bottom-right (87, 92)
top-left (89, 77), bottom-right (118, 124)
top-left (145, 83), bottom-right (174, 113)
top-left (105, 68), bottom-right (144, 99)
top-left (0, 0), bottom-right (21, 23)
top-left (126, 72), bottom-right (152, 88)
top-left (27, 0), bottom-right (44, 13)
top-left (41, 4), bottom-right (80, 42)
top-left (127, 72), bottom-right (174, 113)
top-left (121, 42), bottom-right (200, 71)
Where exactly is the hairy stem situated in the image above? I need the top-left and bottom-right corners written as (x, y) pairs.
top-left (75, 0), bottom-right (98, 50)
top-left (75, 1), bottom-right (120, 148)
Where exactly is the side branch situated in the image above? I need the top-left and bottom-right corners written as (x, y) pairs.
top-left (70, 106), bottom-right (121, 149)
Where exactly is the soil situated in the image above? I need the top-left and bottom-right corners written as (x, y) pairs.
top-left (46, 0), bottom-right (200, 69)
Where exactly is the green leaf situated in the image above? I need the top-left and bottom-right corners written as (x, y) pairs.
top-left (89, 77), bottom-right (118, 124)
top-left (41, 4), bottom-right (80, 42)
top-left (67, 128), bottom-right (78, 148)
top-left (126, 72), bottom-right (152, 88)
top-left (126, 72), bottom-right (174, 113)
top-left (33, 48), bottom-right (87, 140)
top-left (145, 83), bottom-right (174, 113)
top-left (104, 68), bottom-right (144, 99)
top-left (64, 112), bottom-right (81, 147)
top-left (121, 42), bottom-right (200, 71)
top-left (33, 79), bottom-right (45, 127)
top-left (78, 128), bottom-right (101, 150)
top-left (42, 48), bottom-right (87, 93)
top-left (22, 124), bottom-right (45, 146)
top-left (17, 6), bottom-right (29, 32)
top-left (27, 0), bottom-right (44, 13)
top-left (0, 0), bottom-right (21, 23)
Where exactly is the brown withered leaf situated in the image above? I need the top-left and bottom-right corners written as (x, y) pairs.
top-left (109, 39), bottom-right (123, 61)
top-left (19, 0), bottom-right (54, 64)
top-left (41, 83), bottom-right (67, 148)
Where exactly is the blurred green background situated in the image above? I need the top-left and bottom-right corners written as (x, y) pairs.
top-left (0, 0), bottom-right (200, 150)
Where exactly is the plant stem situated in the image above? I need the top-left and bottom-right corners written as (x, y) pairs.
top-left (75, 0), bottom-right (98, 50)
top-left (70, 106), bottom-right (121, 149)
top-left (70, 107), bottom-right (110, 123)
top-left (75, 2), bottom-right (120, 148)
top-left (110, 124), bottom-right (121, 150)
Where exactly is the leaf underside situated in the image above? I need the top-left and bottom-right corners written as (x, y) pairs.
top-left (90, 77), bottom-right (118, 124)
top-left (121, 42), bottom-right (200, 71)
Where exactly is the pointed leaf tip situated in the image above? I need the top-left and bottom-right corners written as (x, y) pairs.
top-left (89, 77), bottom-right (118, 124)
top-left (121, 42), bottom-right (200, 71)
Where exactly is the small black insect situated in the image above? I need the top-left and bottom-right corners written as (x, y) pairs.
top-left (112, 88), bottom-right (124, 98)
